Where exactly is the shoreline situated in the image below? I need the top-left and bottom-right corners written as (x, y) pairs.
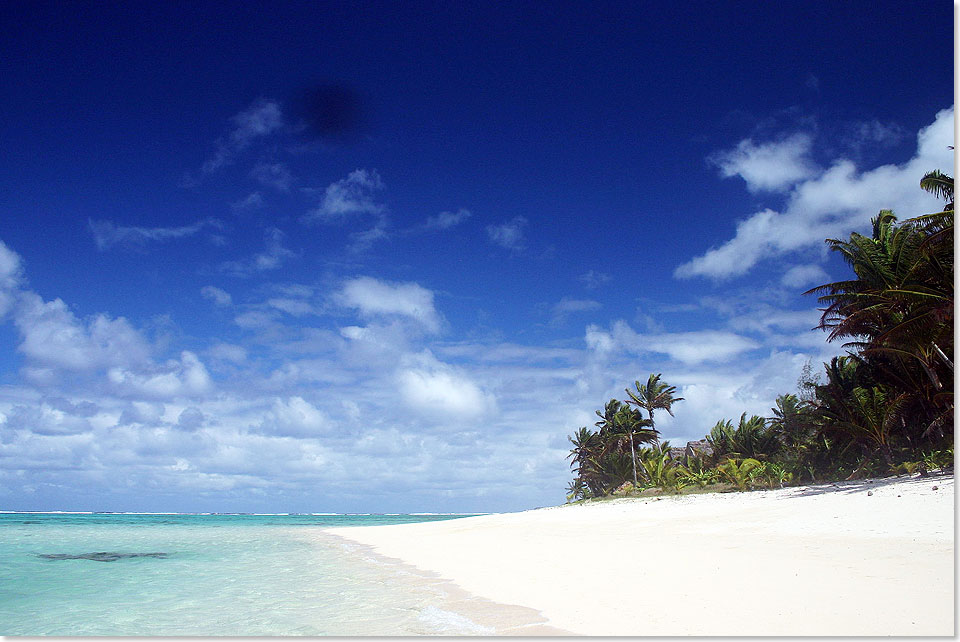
top-left (325, 474), bottom-right (955, 636)
top-left (322, 531), bottom-right (572, 636)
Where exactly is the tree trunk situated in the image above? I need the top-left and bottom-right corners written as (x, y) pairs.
top-left (649, 410), bottom-right (662, 454)
top-left (629, 430), bottom-right (638, 488)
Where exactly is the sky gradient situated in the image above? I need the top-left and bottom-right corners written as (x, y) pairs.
top-left (0, 1), bottom-right (954, 512)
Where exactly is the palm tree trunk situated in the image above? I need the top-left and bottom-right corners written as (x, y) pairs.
top-left (649, 410), bottom-right (662, 454)
top-left (629, 430), bottom-right (638, 488)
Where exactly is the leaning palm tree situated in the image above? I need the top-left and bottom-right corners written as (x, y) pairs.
top-left (625, 374), bottom-right (684, 454)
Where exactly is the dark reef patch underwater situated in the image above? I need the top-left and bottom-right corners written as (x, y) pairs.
top-left (38, 552), bottom-right (169, 562)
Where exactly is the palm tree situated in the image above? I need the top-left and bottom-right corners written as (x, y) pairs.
top-left (768, 393), bottom-right (813, 462)
top-left (595, 399), bottom-right (656, 489)
top-left (807, 177), bottom-right (954, 446)
top-left (920, 169), bottom-right (954, 211)
top-left (625, 374), bottom-right (684, 454)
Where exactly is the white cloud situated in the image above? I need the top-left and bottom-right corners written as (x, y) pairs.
top-left (486, 216), bottom-right (528, 251)
top-left (337, 276), bottom-right (441, 332)
top-left (711, 133), bottom-right (817, 193)
top-left (677, 107), bottom-right (954, 280)
top-left (108, 351), bottom-right (212, 399)
top-left (202, 99), bottom-right (284, 173)
top-left (0, 239), bottom-right (24, 319)
top-left (780, 264), bottom-right (830, 289)
top-left (396, 352), bottom-right (493, 419)
top-left (201, 286), bottom-right (232, 306)
top-left (15, 293), bottom-right (152, 372)
top-left (4, 402), bottom-right (92, 436)
top-left (585, 320), bottom-right (759, 365)
top-left (89, 218), bottom-right (221, 251)
top-left (259, 396), bottom-right (331, 437)
top-left (425, 208), bottom-right (472, 230)
top-left (303, 169), bottom-right (385, 224)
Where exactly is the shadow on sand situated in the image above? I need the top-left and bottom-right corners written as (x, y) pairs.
top-left (784, 471), bottom-right (952, 498)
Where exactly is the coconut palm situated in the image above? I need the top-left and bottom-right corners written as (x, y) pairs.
top-left (768, 393), bottom-right (814, 463)
top-left (594, 399), bottom-right (656, 489)
top-left (920, 169), bottom-right (954, 210)
top-left (625, 374), bottom-right (684, 453)
top-left (807, 177), bottom-right (954, 446)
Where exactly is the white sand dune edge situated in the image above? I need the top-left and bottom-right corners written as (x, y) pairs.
top-left (326, 474), bottom-right (954, 636)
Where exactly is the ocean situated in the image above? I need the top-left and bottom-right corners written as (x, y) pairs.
top-left (0, 511), bottom-right (490, 636)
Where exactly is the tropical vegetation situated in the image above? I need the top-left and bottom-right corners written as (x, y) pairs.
top-left (566, 170), bottom-right (954, 501)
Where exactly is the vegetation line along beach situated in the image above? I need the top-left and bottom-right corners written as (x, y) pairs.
top-left (566, 171), bottom-right (953, 500)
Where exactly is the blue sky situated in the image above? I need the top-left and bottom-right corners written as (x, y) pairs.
top-left (0, 1), bottom-right (953, 513)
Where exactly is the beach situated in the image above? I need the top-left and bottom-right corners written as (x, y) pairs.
top-left (327, 474), bottom-right (955, 636)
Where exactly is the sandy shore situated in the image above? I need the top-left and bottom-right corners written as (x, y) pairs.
top-left (326, 474), bottom-right (954, 636)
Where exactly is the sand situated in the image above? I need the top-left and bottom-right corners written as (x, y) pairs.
top-left (326, 474), bottom-right (955, 636)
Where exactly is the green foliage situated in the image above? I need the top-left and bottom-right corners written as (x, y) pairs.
top-left (717, 458), bottom-right (764, 491)
top-left (638, 450), bottom-right (686, 492)
top-left (922, 448), bottom-right (954, 472)
top-left (677, 456), bottom-right (718, 488)
top-left (706, 413), bottom-right (778, 462)
top-left (807, 176), bottom-right (954, 451)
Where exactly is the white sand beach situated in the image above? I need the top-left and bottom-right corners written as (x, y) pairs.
top-left (327, 474), bottom-right (954, 636)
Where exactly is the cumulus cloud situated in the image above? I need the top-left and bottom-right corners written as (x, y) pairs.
top-left (303, 169), bottom-right (385, 224)
top-left (0, 239), bottom-right (24, 319)
top-left (201, 286), bottom-right (232, 306)
top-left (396, 352), bottom-right (494, 419)
top-left (89, 218), bottom-right (222, 251)
top-left (336, 276), bottom-right (441, 332)
top-left (202, 99), bottom-right (284, 173)
top-left (108, 351), bottom-right (212, 399)
top-left (258, 396), bottom-right (332, 437)
top-left (424, 208), bottom-right (472, 230)
top-left (486, 216), bottom-right (528, 251)
top-left (4, 403), bottom-right (92, 436)
top-left (710, 133), bottom-right (818, 193)
top-left (677, 107), bottom-right (954, 280)
top-left (15, 293), bottom-right (152, 372)
top-left (177, 406), bottom-right (206, 431)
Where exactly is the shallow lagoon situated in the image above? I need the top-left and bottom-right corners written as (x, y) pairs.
top-left (0, 512), bottom-right (482, 635)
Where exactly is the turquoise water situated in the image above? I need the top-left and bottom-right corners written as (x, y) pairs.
top-left (0, 512), bottom-right (485, 636)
